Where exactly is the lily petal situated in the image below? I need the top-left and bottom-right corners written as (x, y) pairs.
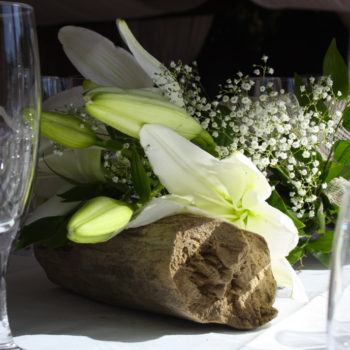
top-left (39, 147), bottom-right (105, 184)
top-left (216, 160), bottom-right (258, 208)
top-left (34, 173), bottom-right (67, 200)
top-left (26, 184), bottom-right (78, 225)
top-left (58, 26), bottom-right (152, 89)
top-left (128, 195), bottom-right (205, 229)
top-left (116, 19), bottom-right (161, 81)
top-left (220, 152), bottom-right (271, 202)
top-left (43, 86), bottom-right (84, 111)
top-left (140, 124), bottom-right (232, 215)
top-left (117, 19), bottom-right (184, 106)
top-left (272, 257), bottom-right (309, 302)
top-left (245, 200), bottom-right (299, 258)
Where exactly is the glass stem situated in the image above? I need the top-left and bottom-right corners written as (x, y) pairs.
top-left (0, 226), bottom-right (17, 348)
top-left (348, 29), bottom-right (350, 78)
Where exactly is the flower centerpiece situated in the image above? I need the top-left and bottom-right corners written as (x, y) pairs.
top-left (20, 19), bottom-right (350, 327)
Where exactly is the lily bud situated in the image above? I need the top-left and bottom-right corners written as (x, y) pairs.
top-left (85, 90), bottom-right (214, 146)
top-left (41, 111), bottom-right (99, 148)
top-left (68, 196), bottom-right (133, 243)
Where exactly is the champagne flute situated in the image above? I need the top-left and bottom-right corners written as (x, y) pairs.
top-left (0, 2), bottom-right (41, 349)
top-left (328, 183), bottom-right (350, 350)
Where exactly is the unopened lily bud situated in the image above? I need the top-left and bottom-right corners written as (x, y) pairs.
top-left (41, 111), bottom-right (99, 148)
top-left (68, 196), bottom-right (133, 243)
top-left (85, 90), bottom-right (214, 147)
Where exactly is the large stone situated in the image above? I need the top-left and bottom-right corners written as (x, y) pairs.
top-left (35, 214), bottom-right (277, 329)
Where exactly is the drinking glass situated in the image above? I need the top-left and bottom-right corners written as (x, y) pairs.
top-left (328, 183), bottom-right (350, 350)
top-left (0, 2), bottom-right (41, 349)
top-left (41, 76), bottom-right (82, 101)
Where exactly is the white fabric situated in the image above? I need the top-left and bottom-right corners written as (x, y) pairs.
top-left (127, 15), bottom-right (213, 64)
top-left (23, 0), bottom-right (207, 26)
top-left (252, 0), bottom-right (350, 11)
top-left (242, 294), bottom-right (328, 350)
top-left (7, 252), bottom-right (330, 350)
top-left (253, 1), bottom-right (350, 29)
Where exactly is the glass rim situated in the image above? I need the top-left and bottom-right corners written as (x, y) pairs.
top-left (0, 1), bottom-right (33, 11)
top-left (42, 75), bottom-right (84, 79)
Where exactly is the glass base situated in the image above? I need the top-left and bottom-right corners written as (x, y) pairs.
top-left (0, 341), bottom-right (23, 350)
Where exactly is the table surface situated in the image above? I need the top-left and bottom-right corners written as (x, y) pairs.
top-left (7, 251), bottom-right (330, 350)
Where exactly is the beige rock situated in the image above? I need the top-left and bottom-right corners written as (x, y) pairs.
top-left (35, 214), bottom-right (277, 329)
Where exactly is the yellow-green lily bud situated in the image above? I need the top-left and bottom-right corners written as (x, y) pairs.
top-left (41, 111), bottom-right (99, 148)
top-left (68, 196), bottom-right (133, 243)
top-left (85, 90), bottom-right (214, 144)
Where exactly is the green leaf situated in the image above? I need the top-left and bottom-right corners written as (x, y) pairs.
top-left (312, 251), bottom-right (331, 267)
top-left (17, 216), bottom-right (68, 250)
top-left (96, 139), bottom-right (124, 152)
top-left (267, 190), bottom-right (305, 230)
top-left (333, 140), bottom-right (350, 165)
top-left (192, 132), bottom-right (217, 156)
top-left (58, 184), bottom-right (102, 202)
top-left (105, 125), bottom-right (131, 141)
top-left (323, 160), bottom-right (350, 182)
top-left (342, 105), bottom-right (350, 132)
top-left (324, 161), bottom-right (345, 182)
top-left (286, 210), bottom-right (305, 230)
top-left (323, 39), bottom-right (349, 98)
top-left (130, 147), bottom-right (151, 203)
top-left (340, 165), bottom-right (350, 180)
top-left (44, 219), bottom-right (70, 248)
top-left (306, 230), bottom-right (334, 254)
top-left (287, 246), bottom-right (306, 265)
top-left (58, 183), bottom-right (127, 203)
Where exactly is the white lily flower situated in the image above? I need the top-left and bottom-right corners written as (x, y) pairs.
top-left (35, 147), bottom-right (105, 202)
top-left (116, 19), bottom-right (184, 106)
top-left (58, 26), bottom-right (152, 89)
top-left (39, 147), bottom-right (106, 185)
top-left (43, 86), bottom-right (85, 111)
top-left (28, 147), bottom-right (106, 225)
top-left (26, 184), bottom-right (77, 225)
top-left (58, 20), bottom-right (184, 106)
top-left (133, 124), bottom-right (307, 301)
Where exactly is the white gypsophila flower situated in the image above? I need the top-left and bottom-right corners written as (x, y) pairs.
top-left (168, 60), bottom-right (342, 221)
top-left (209, 75), bottom-right (342, 218)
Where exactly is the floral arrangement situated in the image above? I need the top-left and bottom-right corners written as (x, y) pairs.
top-left (20, 19), bottom-right (350, 302)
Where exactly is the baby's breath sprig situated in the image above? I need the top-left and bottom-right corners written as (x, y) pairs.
top-left (163, 57), bottom-right (345, 225)
top-left (165, 60), bottom-right (211, 122)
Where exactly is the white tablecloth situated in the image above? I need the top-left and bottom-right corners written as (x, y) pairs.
top-left (7, 251), bottom-right (330, 350)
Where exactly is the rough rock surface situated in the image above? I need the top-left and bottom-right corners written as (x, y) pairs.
top-left (35, 214), bottom-right (277, 329)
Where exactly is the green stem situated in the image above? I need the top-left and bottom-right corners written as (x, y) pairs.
top-left (151, 182), bottom-right (165, 197)
top-left (95, 139), bottom-right (123, 152)
top-left (317, 106), bottom-right (346, 191)
top-left (274, 165), bottom-right (290, 182)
